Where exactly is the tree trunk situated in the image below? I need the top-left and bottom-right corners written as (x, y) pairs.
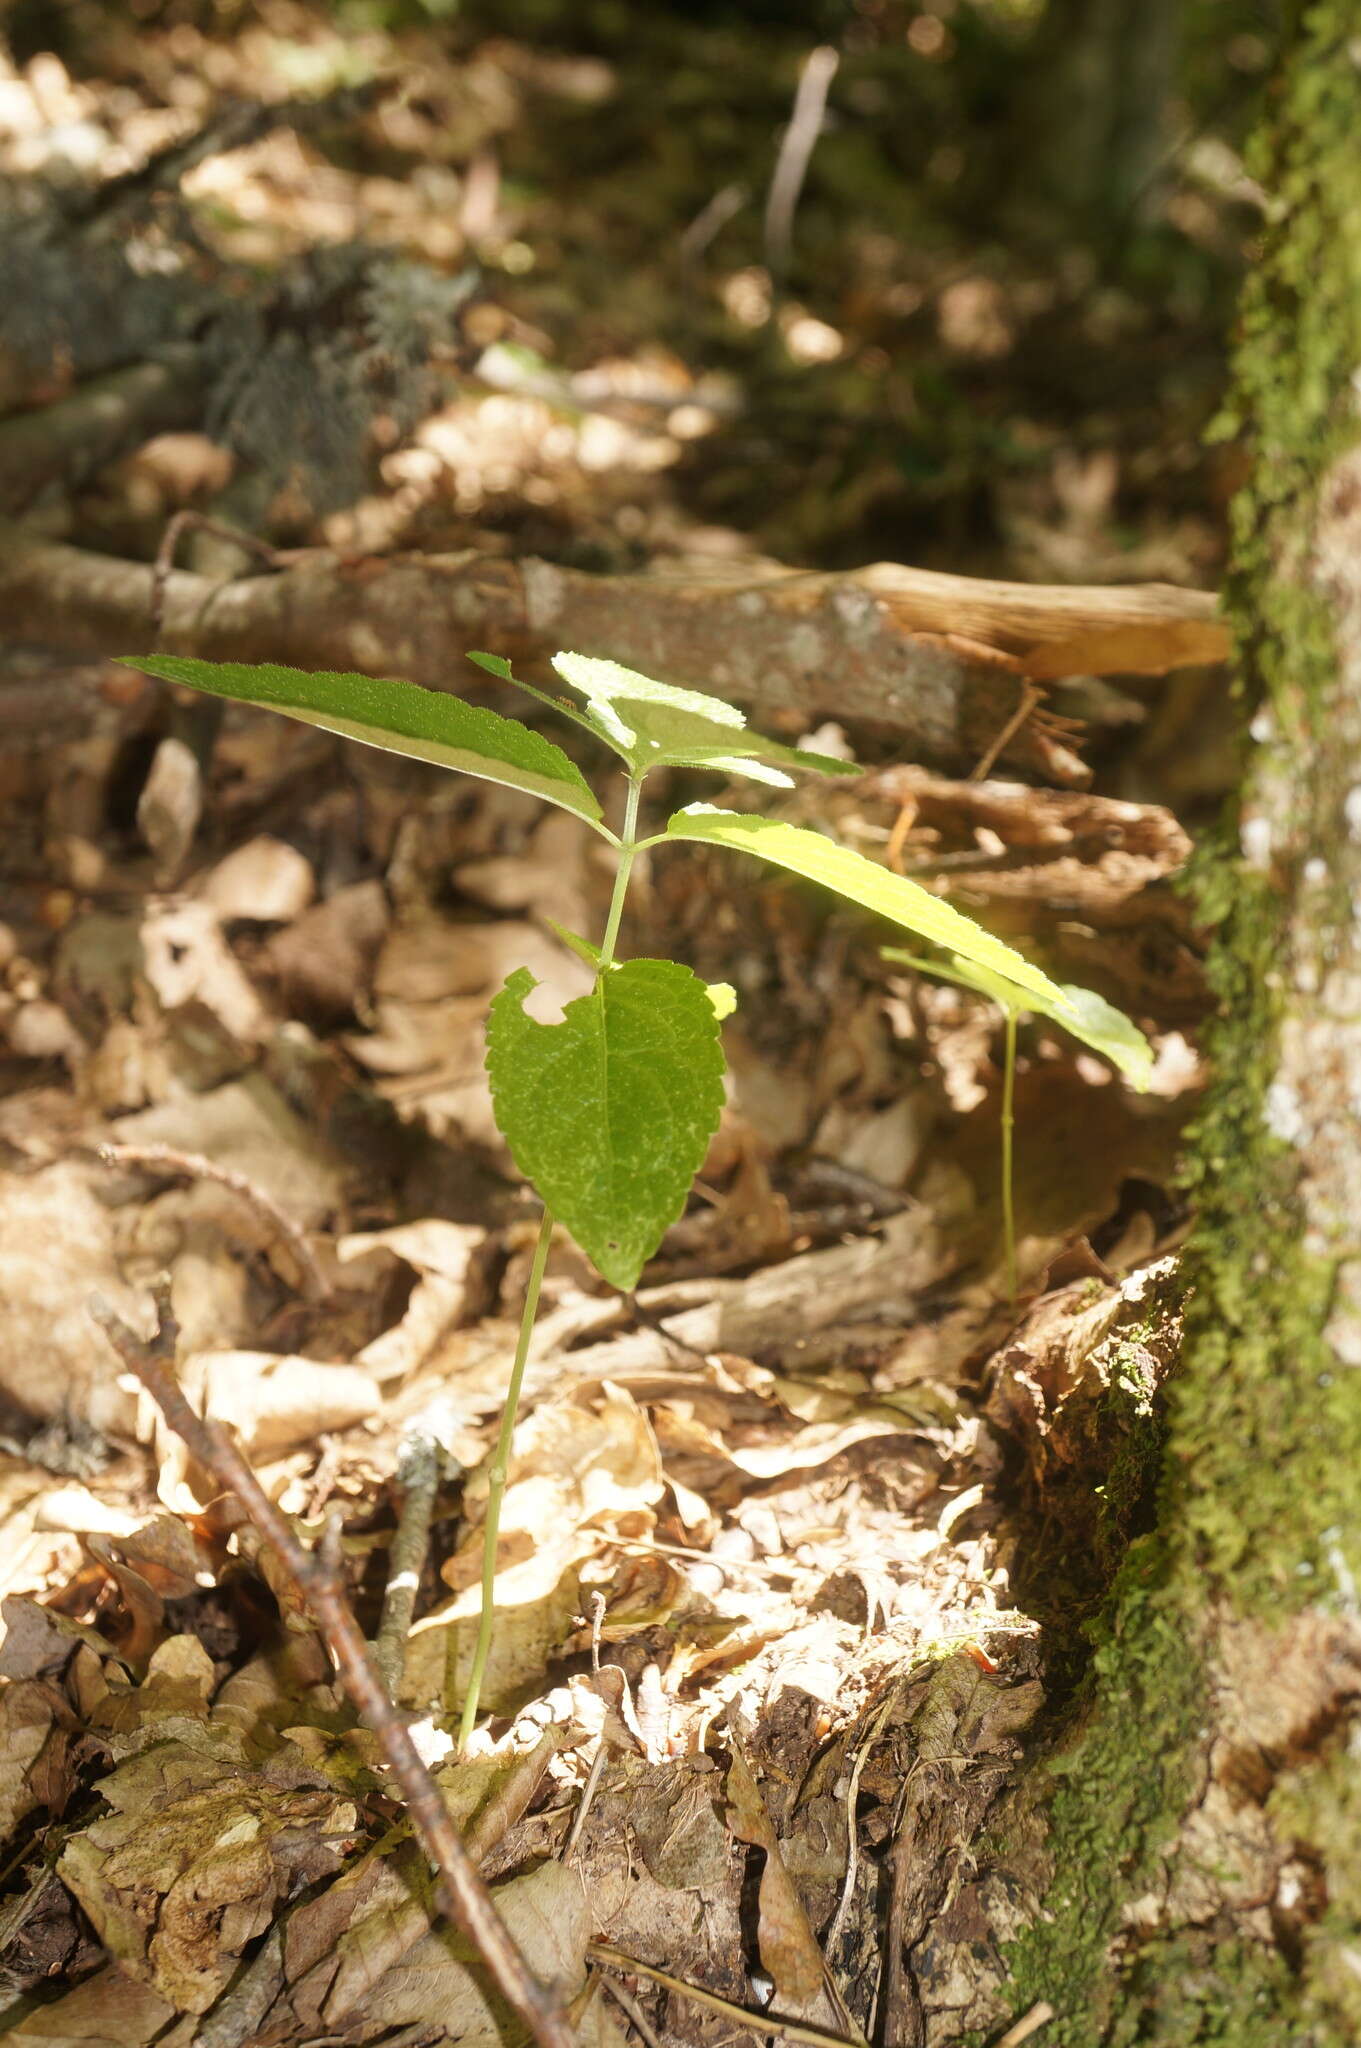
top-left (978, 10), bottom-right (1361, 2041)
top-left (1024, 0), bottom-right (1178, 235)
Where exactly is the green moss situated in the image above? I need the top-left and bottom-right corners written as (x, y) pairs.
top-left (998, 1557), bottom-right (1205, 2046)
top-left (1168, 0), bottom-right (1361, 1608)
top-left (1112, 1931), bottom-right (1299, 2047)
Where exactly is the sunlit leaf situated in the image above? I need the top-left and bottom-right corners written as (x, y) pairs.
top-left (883, 945), bottom-right (1154, 1090)
top-left (485, 958), bottom-right (726, 1289)
top-left (550, 651), bottom-right (858, 785)
top-left (666, 805), bottom-right (1074, 1013)
top-left (120, 656), bottom-right (608, 831)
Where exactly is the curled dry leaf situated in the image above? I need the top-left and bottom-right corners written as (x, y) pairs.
top-left (57, 1639), bottom-right (362, 2016)
top-left (340, 1218), bottom-right (487, 1382)
top-left (138, 1351), bottom-right (381, 1507)
top-left (724, 1744), bottom-right (833, 2018)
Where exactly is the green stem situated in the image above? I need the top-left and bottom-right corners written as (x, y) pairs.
top-left (1001, 1006), bottom-right (1018, 1308)
top-left (458, 1204), bottom-right (555, 1752)
top-left (457, 769), bottom-right (647, 1751)
top-left (597, 774), bottom-right (642, 969)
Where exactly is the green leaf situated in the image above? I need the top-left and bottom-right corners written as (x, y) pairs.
top-left (666, 805), bottom-right (1075, 1015)
top-left (119, 656), bottom-right (608, 833)
top-left (883, 947), bottom-right (1155, 1090)
top-left (546, 920), bottom-right (603, 970)
top-left (486, 958), bottom-right (726, 1289)
top-left (550, 652), bottom-right (858, 786)
top-left (1054, 985), bottom-right (1155, 1088)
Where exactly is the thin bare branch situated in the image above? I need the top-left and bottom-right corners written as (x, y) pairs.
top-left (765, 47), bottom-right (841, 279)
top-left (89, 1282), bottom-right (576, 2048)
top-left (373, 1426), bottom-right (443, 1699)
top-left (94, 1141), bottom-right (329, 1303)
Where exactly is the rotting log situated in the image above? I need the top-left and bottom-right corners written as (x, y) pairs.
top-left (0, 349), bottom-right (203, 516)
top-left (0, 524), bottom-right (1224, 784)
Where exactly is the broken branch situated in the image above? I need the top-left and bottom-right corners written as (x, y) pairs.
top-left (94, 1141), bottom-right (329, 1303)
top-left (88, 1280), bottom-right (575, 2048)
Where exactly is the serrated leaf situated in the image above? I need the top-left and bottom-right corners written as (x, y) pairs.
top-left (883, 946), bottom-right (1154, 1090)
top-left (550, 652), bottom-right (858, 785)
top-left (667, 805), bottom-right (1075, 1014)
top-left (119, 656), bottom-right (607, 832)
top-left (486, 958), bottom-right (726, 1289)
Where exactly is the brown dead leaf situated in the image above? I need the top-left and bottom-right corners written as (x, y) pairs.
top-left (341, 1218), bottom-right (487, 1382)
top-left (725, 1742), bottom-right (831, 2016)
top-left (354, 1858), bottom-right (590, 2041)
top-left (406, 1383), bottom-right (665, 1710)
top-left (0, 1966), bottom-right (186, 2046)
top-left (0, 1163), bottom-right (144, 1437)
top-left (0, 1681), bottom-right (58, 1844)
top-left (264, 878), bottom-right (389, 1023)
top-left (454, 810), bottom-right (596, 932)
top-left (139, 900), bottom-right (268, 1044)
top-left (198, 835), bottom-right (315, 923)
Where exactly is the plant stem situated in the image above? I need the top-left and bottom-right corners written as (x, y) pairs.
top-left (458, 1203), bottom-right (555, 1752)
top-left (458, 769), bottom-right (648, 1751)
top-left (598, 773), bottom-right (643, 968)
top-left (1001, 1006), bottom-right (1018, 1307)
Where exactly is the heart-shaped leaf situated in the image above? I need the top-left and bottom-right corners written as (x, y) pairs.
top-left (665, 804), bottom-right (1075, 1015)
top-left (486, 958), bottom-right (726, 1289)
top-left (121, 656), bottom-right (607, 832)
top-left (549, 652), bottom-right (858, 785)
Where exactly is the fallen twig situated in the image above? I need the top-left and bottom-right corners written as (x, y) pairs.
top-left (765, 46), bottom-right (841, 279)
top-left (994, 2002), bottom-right (1055, 2047)
top-left (151, 510), bottom-right (290, 636)
top-left (594, 1969), bottom-right (666, 2048)
top-left (89, 1280), bottom-right (575, 2048)
top-left (373, 1425), bottom-right (443, 1699)
top-left (95, 1140), bottom-right (329, 1303)
top-left (0, 521), bottom-right (1228, 780)
top-left (588, 1944), bottom-right (859, 2048)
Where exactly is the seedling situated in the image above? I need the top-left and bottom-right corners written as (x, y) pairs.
top-left (882, 947), bottom-right (1153, 1301)
top-left (122, 645), bottom-right (1145, 1744)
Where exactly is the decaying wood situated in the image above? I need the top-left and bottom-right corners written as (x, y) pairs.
top-left (88, 1280), bottom-right (576, 2048)
top-left (0, 349), bottom-right (202, 515)
top-left (0, 524), bottom-right (1223, 784)
top-left (854, 561), bottom-right (1226, 680)
top-left (862, 765), bottom-right (1205, 1020)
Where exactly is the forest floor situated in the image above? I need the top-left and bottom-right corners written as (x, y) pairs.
top-left (0, 5), bottom-right (1254, 2044)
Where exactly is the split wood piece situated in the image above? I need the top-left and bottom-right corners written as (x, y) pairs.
top-left (853, 561), bottom-right (1226, 681)
top-left (0, 525), bottom-right (1225, 786)
top-left (87, 1280), bottom-right (574, 2048)
top-left (865, 764), bottom-right (1205, 1022)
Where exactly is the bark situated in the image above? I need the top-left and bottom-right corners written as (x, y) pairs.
top-left (951, 12), bottom-right (1361, 2043)
top-left (0, 522), bottom-right (1224, 783)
